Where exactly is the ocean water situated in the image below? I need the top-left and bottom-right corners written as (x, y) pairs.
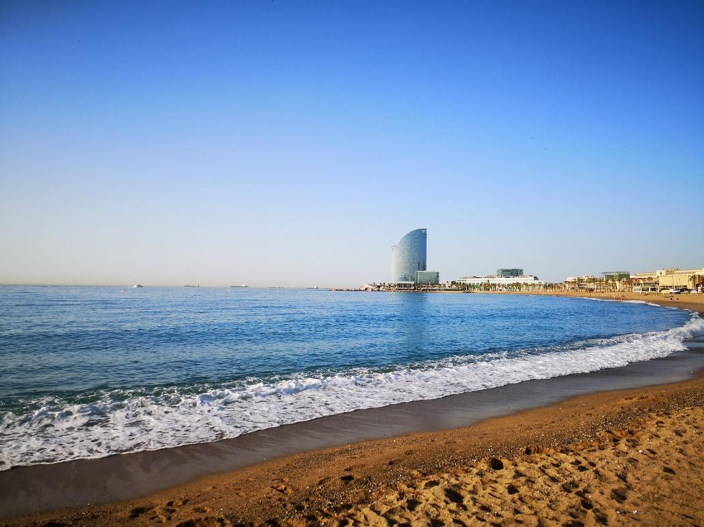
top-left (1, 286), bottom-right (702, 470)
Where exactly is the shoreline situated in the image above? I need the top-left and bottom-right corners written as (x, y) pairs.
top-left (2, 297), bottom-right (703, 525)
top-left (6, 352), bottom-right (704, 526)
top-left (472, 289), bottom-right (704, 313)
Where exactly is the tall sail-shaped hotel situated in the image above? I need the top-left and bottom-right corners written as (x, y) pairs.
top-left (391, 228), bottom-right (439, 285)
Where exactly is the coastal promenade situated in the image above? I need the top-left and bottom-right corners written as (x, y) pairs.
top-left (2, 300), bottom-right (703, 526)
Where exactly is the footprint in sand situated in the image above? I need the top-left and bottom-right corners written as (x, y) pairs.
top-left (489, 457), bottom-right (504, 470)
top-left (129, 505), bottom-right (154, 518)
top-left (444, 487), bottom-right (465, 504)
top-left (406, 498), bottom-right (421, 511)
top-left (610, 487), bottom-right (628, 503)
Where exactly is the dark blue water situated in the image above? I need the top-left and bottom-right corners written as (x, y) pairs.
top-left (0, 286), bottom-right (699, 469)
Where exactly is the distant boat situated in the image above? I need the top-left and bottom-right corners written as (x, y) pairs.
top-left (230, 284), bottom-right (249, 288)
top-left (133, 284), bottom-right (143, 288)
top-left (184, 284), bottom-right (199, 288)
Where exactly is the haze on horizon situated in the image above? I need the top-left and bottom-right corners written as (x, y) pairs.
top-left (1, 1), bottom-right (703, 288)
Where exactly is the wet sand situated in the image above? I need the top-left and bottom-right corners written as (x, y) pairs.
top-left (2, 298), bottom-right (703, 526)
top-left (480, 289), bottom-right (704, 314)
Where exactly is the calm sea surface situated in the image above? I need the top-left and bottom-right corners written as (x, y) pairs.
top-left (0, 286), bottom-right (701, 469)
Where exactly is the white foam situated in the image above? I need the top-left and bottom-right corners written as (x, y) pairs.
top-left (1, 314), bottom-right (703, 470)
top-left (581, 296), bottom-right (680, 309)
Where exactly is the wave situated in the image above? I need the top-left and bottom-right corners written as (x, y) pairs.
top-left (581, 296), bottom-right (679, 309)
top-left (1, 313), bottom-right (702, 470)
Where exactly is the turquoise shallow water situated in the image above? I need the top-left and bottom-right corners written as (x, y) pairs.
top-left (0, 286), bottom-right (700, 469)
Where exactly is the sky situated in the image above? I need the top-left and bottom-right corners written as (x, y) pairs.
top-left (1, 1), bottom-right (703, 287)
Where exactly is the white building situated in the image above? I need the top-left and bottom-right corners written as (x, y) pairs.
top-left (456, 274), bottom-right (544, 286)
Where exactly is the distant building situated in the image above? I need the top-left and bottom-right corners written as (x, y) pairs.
top-left (602, 271), bottom-right (630, 280)
top-left (565, 275), bottom-right (600, 291)
top-left (497, 268), bottom-right (523, 277)
top-left (566, 268), bottom-right (704, 293)
top-left (653, 268), bottom-right (704, 291)
top-left (390, 229), bottom-right (440, 285)
top-left (391, 228), bottom-right (427, 283)
top-left (416, 270), bottom-right (440, 285)
top-left (457, 274), bottom-right (544, 287)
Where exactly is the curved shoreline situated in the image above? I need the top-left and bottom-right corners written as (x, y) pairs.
top-left (4, 346), bottom-right (704, 525)
top-left (1, 295), bottom-right (696, 473)
top-left (1, 296), bottom-right (702, 523)
top-left (2, 319), bottom-right (703, 519)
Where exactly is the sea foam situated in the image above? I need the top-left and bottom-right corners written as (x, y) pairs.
top-left (1, 313), bottom-right (702, 470)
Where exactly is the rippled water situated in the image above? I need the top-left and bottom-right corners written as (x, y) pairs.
top-left (0, 286), bottom-right (701, 469)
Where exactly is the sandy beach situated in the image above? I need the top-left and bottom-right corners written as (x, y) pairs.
top-left (3, 0), bottom-right (702, 524)
top-left (2, 295), bottom-right (703, 526)
top-left (480, 290), bottom-right (704, 314)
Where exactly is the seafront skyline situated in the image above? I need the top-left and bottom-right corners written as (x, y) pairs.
top-left (0, 224), bottom-right (702, 289)
top-left (1, 2), bottom-right (703, 288)
top-left (0, 222), bottom-right (700, 290)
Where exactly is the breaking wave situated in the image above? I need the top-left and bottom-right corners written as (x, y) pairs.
top-left (1, 313), bottom-right (702, 470)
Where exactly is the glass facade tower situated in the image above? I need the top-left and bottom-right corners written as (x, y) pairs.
top-left (391, 228), bottom-right (427, 283)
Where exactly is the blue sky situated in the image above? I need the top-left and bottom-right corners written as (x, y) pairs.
top-left (1, 1), bottom-right (703, 286)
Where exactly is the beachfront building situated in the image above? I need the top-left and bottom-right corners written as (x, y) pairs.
top-left (602, 271), bottom-right (630, 281)
top-left (565, 276), bottom-right (593, 291)
top-left (600, 271), bottom-right (631, 291)
top-left (497, 268), bottom-right (524, 277)
top-left (389, 229), bottom-right (441, 288)
top-left (566, 274), bottom-right (630, 292)
top-left (456, 273), bottom-right (544, 290)
top-left (565, 268), bottom-right (704, 293)
top-left (565, 275), bottom-right (627, 292)
top-left (631, 271), bottom-right (659, 293)
top-left (643, 268), bottom-right (704, 292)
top-left (391, 228), bottom-right (427, 283)
top-left (630, 268), bottom-right (704, 292)
top-left (416, 270), bottom-right (440, 285)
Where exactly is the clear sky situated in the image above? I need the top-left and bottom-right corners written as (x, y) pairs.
top-left (1, 1), bottom-right (703, 287)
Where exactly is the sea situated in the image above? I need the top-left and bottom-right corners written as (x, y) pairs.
top-left (1, 285), bottom-right (702, 471)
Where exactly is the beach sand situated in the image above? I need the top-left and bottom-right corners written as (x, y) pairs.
top-left (6, 371), bottom-right (704, 526)
top-left (336, 398), bottom-right (704, 527)
top-left (483, 289), bottom-right (704, 314)
top-left (3, 295), bottom-right (703, 526)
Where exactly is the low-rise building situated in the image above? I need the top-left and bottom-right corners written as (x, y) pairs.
top-left (497, 268), bottom-right (524, 278)
top-left (655, 268), bottom-right (704, 291)
top-left (564, 276), bottom-right (599, 291)
top-left (457, 274), bottom-right (544, 287)
top-left (416, 270), bottom-right (440, 285)
top-left (630, 268), bottom-right (704, 292)
top-left (631, 271), bottom-right (659, 292)
top-left (602, 271), bottom-right (630, 281)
